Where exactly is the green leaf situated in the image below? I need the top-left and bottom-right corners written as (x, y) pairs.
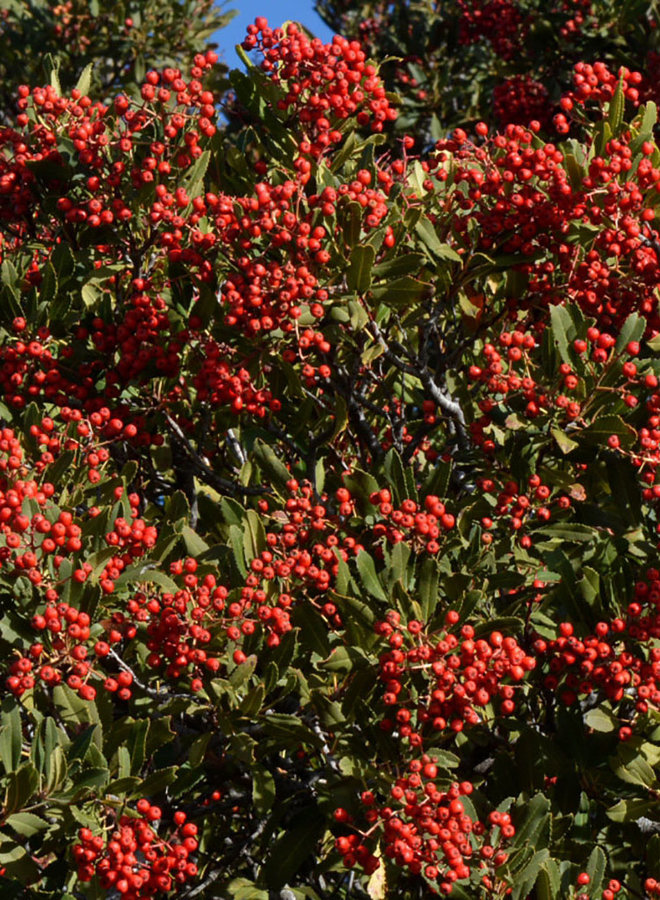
top-left (606, 797), bottom-right (659, 822)
top-left (228, 877), bottom-right (269, 900)
top-left (116, 745), bottom-right (131, 779)
top-left (415, 216), bottom-right (460, 262)
top-left (536, 523), bottom-right (597, 542)
top-left (642, 101), bottom-right (658, 134)
top-left (136, 766), bottom-right (177, 797)
top-left (253, 440), bottom-right (290, 494)
top-left (75, 62), bottom-right (94, 96)
top-left (371, 276), bottom-right (430, 307)
top-left (68, 724), bottom-right (101, 763)
top-left (318, 646), bottom-right (367, 673)
top-left (549, 304), bottom-right (576, 365)
top-left (252, 765), bottom-right (275, 815)
top-left (511, 850), bottom-right (550, 900)
top-left (386, 541), bottom-right (411, 592)
top-left (32, 716), bottom-right (60, 777)
top-left (181, 525), bottom-right (209, 557)
top-left (293, 604), bottom-right (331, 657)
top-left (242, 509), bottom-right (265, 563)
top-left (611, 752), bottom-right (656, 788)
top-left (51, 242), bottom-right (74, 281)
top-left (0, 840), bottom-right (35, 880)
top-left (563, 152), bottom-right (585, 188)
top-left (341, 200), bottom-right (364, 247)
top-left (579, 566), bottom-right (600, 604)
top-left (4, 762), bottom-right (39, 815)
top-left (107, 775), bottom-right (140, 795)
top-left (551, 427), bottom-right (578, 455)
top-left (5, 812), bottom-right (50, 838)
top-left (262, 715), bottom-right (322, 749)
top-left (0, 699), bottom-right (22, 773)
top-left (229, 524), bottom-right (248, 577)
top-left (418, 556), bottom-right (440, 621)
top-left (594, 119), bottom-right (613, 157)
top-left (71, 767), bottom-right (110, 793)
top-left (373, 253), bottom-right (426, 279)
top-left (334, 592), bottom-right (376, 630)
top-left (511, 794), bottom-right (551, 849)
top-left (536, 858), bottom-right (561, 900)
top-left (584, 706), bottom-right (617, 733)
top-left (127, 719), bottom-right (149, 775)
top-left (45, 745), bottom-right (67, 793)
top-left (39, 261), bottom-right (58, 306)
top-left (616, 312), bottom-right (645, 353)
top-left (384, 448), bottom-right (414, 503)
top-left (240, 683), bottom-right (265, 718)
top-left (347, 244), bottom-right (376, 294)
top-left (473, 616), bottom-right (524, 639)
top-left (606, 457), bottom-right (642, 526)
top-left (578, 414), bottom-right (637, 450)
top-left (356, 551), bottom-right (389, 602)
top-left (608, 76), bottom-right (625, 135)
top-left (81, 282), bottom-right (100, 308)
top-left (44, 53), bottom-right (62, 95)
top-left (189, 734), bottom-right (212, 768)
top-left (219, 497), bottom-right (247, 526)
top-left (261, 813), bottom-right (325, 889)
top-left (183, 149), bottom-right (211, 197)
top-left (328, 130), bottom-right (358, 173)
top-left (585, 846), bottom-right (606, 895)
top-left (114, 564), bottom-right (179, 593)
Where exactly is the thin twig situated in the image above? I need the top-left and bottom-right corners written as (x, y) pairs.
top-left (106, 647), bottom-right (202, 705)
top-left (165, 414), bottom-right (271, 497)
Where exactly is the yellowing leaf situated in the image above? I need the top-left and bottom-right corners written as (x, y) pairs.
top-left (367, 845), bottom-right (386, 899)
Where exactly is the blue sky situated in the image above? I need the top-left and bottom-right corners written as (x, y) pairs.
top-left (214, 0), bottom-right (335, 67)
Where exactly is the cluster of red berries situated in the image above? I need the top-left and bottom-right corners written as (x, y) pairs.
top-left (571, 871), bottom-right (622, 900)
top-left (72, 802), bottom-right (198, 896)
top-left (435, 119), bottom-right (660, 337)
top-left (0, 326), bottom-right (79, 410)
top-left (558, 0), bottom-right (597, 40)
top-left (281, 327), bottom-right (333, 385)
top-left (536, 569), bottom-right (660, 737)
top-left (126, 562), bottom-right (225, 688)
top-left (562, 61), bottom-right (642, 110)
top-left (50, 0), bottom-right (90, 49)
top-left (311, 168), bottom-right (393, 232)
top-left (370, 491), bottom-right (455, 555)
top-left (221, 481), bottom-right (360, 643)
top-left (242, 19), bottom-right (396, 160)
top-left (478, 474), bottom-right (571, 546)
top-left (457, 0), bottom-right (528, 60)
top-left (336, 764), bottom-right (514, 895)
top-left (7, 555), bottom-right (230, 702)
top-left (0, 429), bottom-right (67, 582)
top-left (7, 599), bottom-right (97, 700)
top-left (4, 52), bottom-right (215, 244)
top-left (646, 878), bottom-right (660, 897)
top-left (467, 318), bottom-right (660, 493)
top-left (204, 181), bottom-right (329, 335)
top-left (219, 481), bottom-right (454, 650)
top-left (493, 75), bottom-right (552, 128)
top-left (192, 339), bottom-right (278, 415)
top-left (84, 288), bottom-right (182, 387)
top-left (375, 610), bottom-right (536, 745)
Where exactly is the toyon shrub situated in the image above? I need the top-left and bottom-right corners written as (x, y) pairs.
top-left (3, 1), bottom-right (660, 898)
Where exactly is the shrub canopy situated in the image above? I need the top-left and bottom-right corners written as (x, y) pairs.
top-left (1, 3), bottom-right (660, 899)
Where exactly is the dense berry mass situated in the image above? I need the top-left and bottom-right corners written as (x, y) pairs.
top-left (2, 3), bottom-right (660, 898)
